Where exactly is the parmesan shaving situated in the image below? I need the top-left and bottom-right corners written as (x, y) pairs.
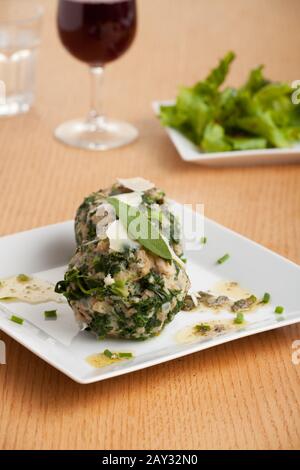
top-left (117, 177), bottom-right (155, 192)
top-left (106, 220), bottom-right (139, 252)
top-left (113, 191), bottom-right (142, 207)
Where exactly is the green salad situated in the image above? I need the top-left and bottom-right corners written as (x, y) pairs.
top-left (159, 52), bottom-right (300, 152)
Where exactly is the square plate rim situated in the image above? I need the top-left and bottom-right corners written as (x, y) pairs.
top-left (1, 312), bottom-right (299, 384)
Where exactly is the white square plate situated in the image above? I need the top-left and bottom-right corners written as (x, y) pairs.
top-left (153, 101), bottom-right (300, 166)
top-left (0, 204), bottom-right (299, 384)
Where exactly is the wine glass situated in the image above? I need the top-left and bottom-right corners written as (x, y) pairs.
top-left (55, 0), bottom-right (138, 151)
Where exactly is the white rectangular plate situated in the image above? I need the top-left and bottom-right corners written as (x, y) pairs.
top-left (153, 101), bottom-right (300, 166)
top-left (0, 207), bottom-right (299, 384)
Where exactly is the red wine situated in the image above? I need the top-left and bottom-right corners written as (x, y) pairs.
top-left (57, 0), bottom-right (137, 65)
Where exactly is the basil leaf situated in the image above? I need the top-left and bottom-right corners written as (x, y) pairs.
top-left (107, 197), bottom-right (173, 261)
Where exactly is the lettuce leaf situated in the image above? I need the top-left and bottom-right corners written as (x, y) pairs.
top-left (159, 52), bottom-right (300, 152)
top-left (229, 136), bottom-right (267, 150)
top-left (201, 122), bottom-right (232, 152)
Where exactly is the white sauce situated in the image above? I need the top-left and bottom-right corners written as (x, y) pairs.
top-left (212, 281), bottom-right (252, 300)
top-left (176, 319), bottom-right (239, 344)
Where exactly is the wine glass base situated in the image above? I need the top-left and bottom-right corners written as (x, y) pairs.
top-left (54, 118), bottom-right (138, 151)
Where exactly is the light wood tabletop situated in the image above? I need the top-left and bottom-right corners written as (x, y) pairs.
top-left (0, 0), bottom-right (300, 450)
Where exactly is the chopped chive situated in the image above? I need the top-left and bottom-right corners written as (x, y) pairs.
top-left (181, 257), bottom-right (187, 264)
top-left (262, 292), bottom-right (270, 304)
top-left (234, 312), bottom-right (245, 324)
top-left (10, 315), bottom-right (24, 325)
top-left (217, 253), bottom-right (230, 264)
top-left (200, 236), bottom-right (207, 244)
top-left (103, 349), bottom-right (133, 360)
top-left (44, 310), bottom-right (57, 320)
top-left (195, 323), bottom-right (211, 334)
top-left (17, 274), bottom-right (30, 283)
top-left (103, 349), bottom-right (113, 359)
top-left (275, 306), bottom-right (284, 314)
top-left (118, 352), bottom-right (133, 359)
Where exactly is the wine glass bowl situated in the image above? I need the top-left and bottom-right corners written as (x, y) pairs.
top-left (55, 0), bottom-right (138, 151)
top-left (57, 0), bottom-right (137, 65)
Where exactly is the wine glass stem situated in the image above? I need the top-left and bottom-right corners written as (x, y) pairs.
top-left (88, 65), bottom-right (105, 123)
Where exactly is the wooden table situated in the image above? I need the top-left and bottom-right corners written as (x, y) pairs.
top-left (0, 0), bottom-right (299, 450)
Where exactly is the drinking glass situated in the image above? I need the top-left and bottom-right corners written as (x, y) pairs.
top-left (55, 0), bottom-right (138, 151)
top-left (0, 0), bottom-right (43, 116)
